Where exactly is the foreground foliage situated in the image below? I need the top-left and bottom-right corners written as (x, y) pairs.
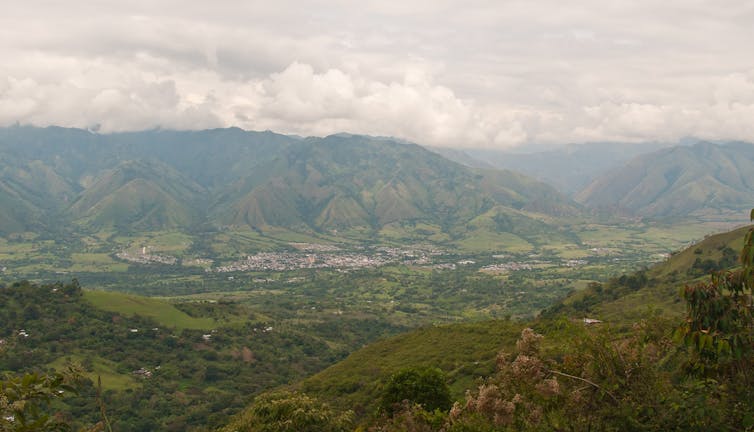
top-left (378, 367), bottom-right (452, 416)
top-left (0, 280), bottom-right (348, 431)
top-left (359, 212), bottom-right (754, 431)
top-left (0, 368), bottom-right (84, 432)
top-left (219, 391), bottom-right (352, 432)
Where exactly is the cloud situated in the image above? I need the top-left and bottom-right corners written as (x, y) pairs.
top-left (1, 1), bottom-right (754, 148)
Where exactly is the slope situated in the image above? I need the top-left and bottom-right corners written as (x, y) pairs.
top-left (548, 224), bottom-right (750, 325)
top-left (0, 126), bottom-right (583, 243)
top-left (0, 280), bottom-right (345, 430)
top-left (218, 134), bottom-right (582, 238)
top-left (576, 142), bottom-right (754, 219)
top-left (0, 181), bottom-right (41, 234)
top-left (67, 159), bottom-right (206, 231)
top-left (296, 223), bottom-right (751, 418)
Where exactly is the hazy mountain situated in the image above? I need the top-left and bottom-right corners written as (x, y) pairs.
top-left (455, 142), bottom-right (672, 194)
top-left (0, 126), bottom-right (581, 237)
top-left (217, 135), bottom-right (581, 232)
top-left (67, 159), bottom-right (206, 230)
top-left (0, 181), bottom-right (42, 234)
top-left (576, 142), bottom-right (754, 219)
top-left (424, 147), bottom-right (495, 169)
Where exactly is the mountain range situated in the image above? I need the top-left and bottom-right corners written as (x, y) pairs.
top-left (576, 141), bottom-right (754, 219)
top-left (0, 126), bottom-right (581, 240)
top-left (2, 126), bottom-right (753, 240)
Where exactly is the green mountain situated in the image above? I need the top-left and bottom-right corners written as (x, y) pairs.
top-left (67, 159), bottom-right (205, 230)
top-left (0, 126), bottom-right (581, 240)
top-left (0, 181), bottom-right (41, 234)
top-left (218, 135), bottom-right (580, 233)
top-left (576, 142), bottom-right (754, 219)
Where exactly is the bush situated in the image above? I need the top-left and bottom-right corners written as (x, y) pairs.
top-left (379, 367), bottom-right (452, 416)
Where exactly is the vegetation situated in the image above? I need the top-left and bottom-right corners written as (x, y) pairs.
top-left (0, 368), bottom-right (83, 432)
top-left (0, 280), bottom-right (360, 431)
top-left (2, 125), bottom-right (754, 431)
top-left (576, 142), bottom-right (754, 219)
top-left (3, 221), bottom-right (751, 431)
top-left (378, 368), bottom-right (452, 416)
top-left (0, 126), bottom-right (579, 239)
top-left (293, 215), bottom-right (754, 431)
top-left (219, 391), bottom-right (352, 432)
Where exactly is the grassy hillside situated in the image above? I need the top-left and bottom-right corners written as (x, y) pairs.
top-left (83, 290), bottom-right (219, 330)
top-left (218, 135), bottom-right (582, 236)
top-left (549, 224), bottom-right (749, 326)
top-left (68, 159), bottom-right (205, 230)
top-left (294, 223), bottom-right (752, 420)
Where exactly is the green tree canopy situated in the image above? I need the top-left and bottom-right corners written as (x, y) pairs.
top-left (379, 366), bottom-right (452, 415)
top-left (219, 391), bottom-right (352, 432)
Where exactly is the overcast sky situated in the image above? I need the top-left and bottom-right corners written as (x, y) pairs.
top-left (1, 1), bottom-right (753, 148)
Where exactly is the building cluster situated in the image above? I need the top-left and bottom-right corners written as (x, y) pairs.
top-left (116, 250), bottom-right (178, 265)
top-left (183, 258), bottom-right (213, 266)
top-left (212, 245), bottom-right (444, 273)
top-left (133, 367), bottom-right (153, 378)
top-left (481, 262), bottom-right (534, 272)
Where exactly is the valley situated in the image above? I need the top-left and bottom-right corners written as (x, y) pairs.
top-left (3, 4), bottom-right (754, 430)
top-left (1, 126), bottom-right (753, 431)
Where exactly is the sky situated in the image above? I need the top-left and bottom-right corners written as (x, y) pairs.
top-left (1, 1), bottom-right (754, 148)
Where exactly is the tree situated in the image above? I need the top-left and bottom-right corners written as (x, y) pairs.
top-left (0, 368), bottom-right (81, 432)
top-left (219, 391), bottom-right (352, 432)
top-left (677, 210), bottom-right (754, 371)
top-left (379, 367), bottom-right (452, 416)
top-left (675, 209), bottom-right (754, 428)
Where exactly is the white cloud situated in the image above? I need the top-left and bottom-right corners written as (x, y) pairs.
top-left (1, 1), bottom-right (754, 148)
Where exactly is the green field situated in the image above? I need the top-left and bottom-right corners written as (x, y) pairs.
top-left (48, 355), bottom-right (137, 391)
top-left (83, 290), bottom-right (219, 330)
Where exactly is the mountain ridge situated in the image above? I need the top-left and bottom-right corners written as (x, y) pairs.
top-left (0, 126), bottom-right (582, 242)
top-left (576, 141), bottom-right (754, 219)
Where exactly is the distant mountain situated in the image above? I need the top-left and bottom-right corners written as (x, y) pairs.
top-left (0, 181), bottom-right (42, 234)
top-left (423, 147), bottom-right (495, 169)
top-left (67, 159), bottom-right (205, 230)
top-left (575, 142), bottom-right (754, 219)
top-left (0, 126), bottom-right (582, 240)
top-left (217, 135), bottom-right (581, 233)
top-left (450, 142), bottom-right (671, 195)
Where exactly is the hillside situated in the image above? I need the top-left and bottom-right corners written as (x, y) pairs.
top-left (576, 142), bottom-right (754, 219)
top-left (548, 224), bottom-right (749, 325)
top-left (296, 223), bottom-right (751, 418)
top-left (67, 159), bottom-right (205, 230)
top-left (0, 280), bottom-right (357, 431)
top-left (0, 126), bottom-right (581, 242)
